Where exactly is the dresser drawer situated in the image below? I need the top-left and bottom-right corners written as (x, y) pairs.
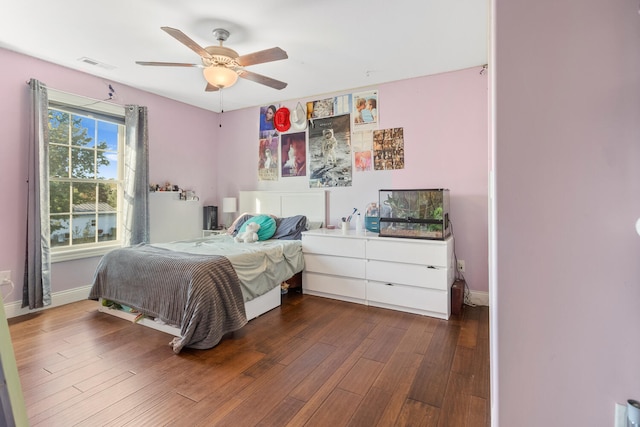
top-left (366, 259), bottom-right (448, 290)
top-left (304, 253), bottom-right (366, 279)
top-left (303, 235), bottom-right (366, 258)
top-left (367, 281), bottom-right (449, 317)
top-left (366, 239), bottom-right (448, 267)
top-left (303, 272), bottom-right (366, 301)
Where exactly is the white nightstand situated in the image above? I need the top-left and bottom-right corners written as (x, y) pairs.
top-left (202, 229), bottom-right (226, 237)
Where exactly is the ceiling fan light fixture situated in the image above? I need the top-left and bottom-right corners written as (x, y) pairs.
top-left (203, 66), bottom-right (238, 89)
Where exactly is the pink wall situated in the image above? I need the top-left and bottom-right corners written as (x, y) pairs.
top-left (0, 48), bottom-right (489, 303)
top-left (0, 48), bottom-right (218, 304)
top-left (494, 0), bottom-right (640, 425)
top-left (216, 68), bottom-right (489, 293)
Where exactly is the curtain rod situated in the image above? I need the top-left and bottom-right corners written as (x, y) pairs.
top-left (26, 79), bottom-right (123, 110)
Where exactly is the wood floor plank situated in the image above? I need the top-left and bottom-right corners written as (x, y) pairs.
top-left (467, 395), bottom-right (489, 427)
top-left (304, 388), bottom-right (363, 427)
top-left (408, 321), bottom-right (461, 407)
top-left (118, 392), bottom-right (196, 427)
top-left (470, 307), bottom-right (490, 400)
top-left (76, 389), bottom-right (173, 427)
top-left (362, 324), bottom-right (407, 363)
top-left (372, 350), bottom-right (423, 394)
top-left (285, 337), bottom-right (375, 426)
top-left (338, 357), bottom-right (385, 396)
top-left (11, 294), bottom-right (490, 426)
top-left (451, 345), bottom-right (475, 376)
top-left (458, 318), bottom-right (479, 348)
top-left (374, 356), bottom-right (423, 427)
top-left (395, 398), bottom-right (440, 427)
top-left (173, 349), bottom-right (266, 402)
top-left (25, 386), bottom-right (81, 421)
top-left (347, 386), bottom-right (393, 427)
top-left (256, 395), bottom-right (306, 427)
top-left (165, 374), bottom-right (255, 425)
top-left (438, 371), bottom-right (473, 427)
top-left (215, 342), bottom-right (337, 426)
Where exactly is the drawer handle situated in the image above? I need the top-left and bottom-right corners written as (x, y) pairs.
top-left (427, 265), bottom-right (436, 269)
top-left (385, 283), bottom-right (394, 286)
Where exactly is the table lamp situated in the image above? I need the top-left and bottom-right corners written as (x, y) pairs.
top-left (222, 197), bottom-right (237, 228)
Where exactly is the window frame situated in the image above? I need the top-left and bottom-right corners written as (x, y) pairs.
top-left (47, 89), bottom-right (126, 263)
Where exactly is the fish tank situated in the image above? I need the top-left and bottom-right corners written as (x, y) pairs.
top-left (378, 189), bottom-right (450, 240)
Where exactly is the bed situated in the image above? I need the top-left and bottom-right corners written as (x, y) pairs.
top-left (88, 190), bottom-right (327, 353)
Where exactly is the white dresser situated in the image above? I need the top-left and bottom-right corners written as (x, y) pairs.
top-left (302, 229), bottom-right (455, 319)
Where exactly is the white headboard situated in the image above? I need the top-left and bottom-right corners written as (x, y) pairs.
top-left (238, 190), bottom-right (327, 225)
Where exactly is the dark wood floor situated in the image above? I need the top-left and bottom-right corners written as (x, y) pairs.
top-left (9, 292), bottom-right (490, 426)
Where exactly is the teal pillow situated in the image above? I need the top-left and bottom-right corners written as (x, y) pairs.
top-left (238, 215), bottom-right (277, 241)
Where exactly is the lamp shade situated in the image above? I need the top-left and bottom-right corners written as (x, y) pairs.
top-left (203, 66), bottom-right (239, 89)
top-left (222, 197), bottom-right (237, 213)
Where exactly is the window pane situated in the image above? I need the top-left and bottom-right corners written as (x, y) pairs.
top-left (50, 181), bottom-right (70, 214)
top-left (97, 212), bottom-right (117, 242)
top-left (48, 98), bottom-right (123, 253)
top-left (97, 151), bottom-right (117, 180)
top-left (72, 214), bottom-right (97, 245)
top-left (97, 121), bottom-right (119, 151)
top-left (71, 147), bottom-right (95, 178)
top-left (49, 145), bottom-right (69, 178)
top-left (49, 110), bottom-right (70, 145)
top-left (72, 182), bottom-right (96, 210)
top-left (50, 215), bottom-right (70, 247)
top-left (73, 115), bottom-right (95, 148)
top-left (98, 183), bottom-right (118, 211)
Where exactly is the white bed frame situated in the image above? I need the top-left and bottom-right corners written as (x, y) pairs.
top-left (99, 190), bottom-right (327, 338)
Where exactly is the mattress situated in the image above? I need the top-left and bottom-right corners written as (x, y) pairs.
top-left (89, 235), bottom-right (304, 353)
top-left (151, 234), bottom-right (304, 301)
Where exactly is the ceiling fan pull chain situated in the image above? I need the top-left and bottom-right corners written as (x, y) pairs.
top-left (219, 89), bottom-right (224, 127)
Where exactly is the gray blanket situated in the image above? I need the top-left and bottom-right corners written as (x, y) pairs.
top-left (89, 244), bottom-right (247, 353)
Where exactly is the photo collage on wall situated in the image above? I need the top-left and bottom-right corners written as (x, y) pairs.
top-left (255, 89), bottom-right (404, 184)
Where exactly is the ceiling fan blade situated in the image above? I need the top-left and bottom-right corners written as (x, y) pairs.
top-left (205, 83), bottom-right (220, 92)
top-left (238, 69), bottom-right (287, 90)
top-left (136, 61), bottom-right (201, 67)
top-left (237, 47), bottom-right (288, 67)
top-left (161, 26), bottom-right (212, 59)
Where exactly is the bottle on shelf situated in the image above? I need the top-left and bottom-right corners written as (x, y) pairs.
top-left (355, 213), bottom-right (363, 233)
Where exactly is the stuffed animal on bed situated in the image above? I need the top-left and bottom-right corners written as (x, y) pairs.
top-left (235, 222), bottom-right (261, 243)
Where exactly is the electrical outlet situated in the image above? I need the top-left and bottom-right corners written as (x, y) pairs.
top-left (614, 402), bottom-right (626, 427)
top-left (457, 260), bottom-right (465, 273)
top-left (0, 270), bottom-right (11, 285)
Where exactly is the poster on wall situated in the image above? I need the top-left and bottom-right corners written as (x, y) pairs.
top-left (352, 130), bottom-right (373, 172)
top-left (353, 90), bottom-right (378, 131)
top-left (373, 127), bottom-right (405, 170)
top-left (333, 94), bottom-right (352, 116)
top-left (281, 132), bottom-right (307, 177)
top-left (258, 135), bottom-right (279, 181)
top-left (306, 98), bottom-right (334, 119)
top-left (306, 95), bottom-right (352, 122)
top-left (308, 114), bottom-right (352, 187)
top-left (259, 104), bottom-right (278, 135)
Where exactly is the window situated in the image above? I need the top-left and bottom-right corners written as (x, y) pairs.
top-left (47, 91), bottom-right (125, 261)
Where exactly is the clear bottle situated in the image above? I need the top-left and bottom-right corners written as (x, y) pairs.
top-left (355, 213), bottom-right (363, 233)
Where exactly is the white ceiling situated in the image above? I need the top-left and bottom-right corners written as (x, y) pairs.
top-left (1, 1), bottom-right (488, 113)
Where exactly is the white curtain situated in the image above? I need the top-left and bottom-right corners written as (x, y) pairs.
top-left (23, 78), bottom-right (51, 309)
top-left (123, 105), bottom-right (149, 245)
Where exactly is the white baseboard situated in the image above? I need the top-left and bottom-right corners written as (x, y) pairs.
top-left (4, 285), bottom-right (92, 319)
top-left (467, 290), bottom-right (489, 306)
top-left (4, 284), bottom-right (490, 319)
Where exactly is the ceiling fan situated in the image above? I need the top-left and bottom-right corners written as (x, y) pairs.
top-left (136, 27), bottom-right (288, 91)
